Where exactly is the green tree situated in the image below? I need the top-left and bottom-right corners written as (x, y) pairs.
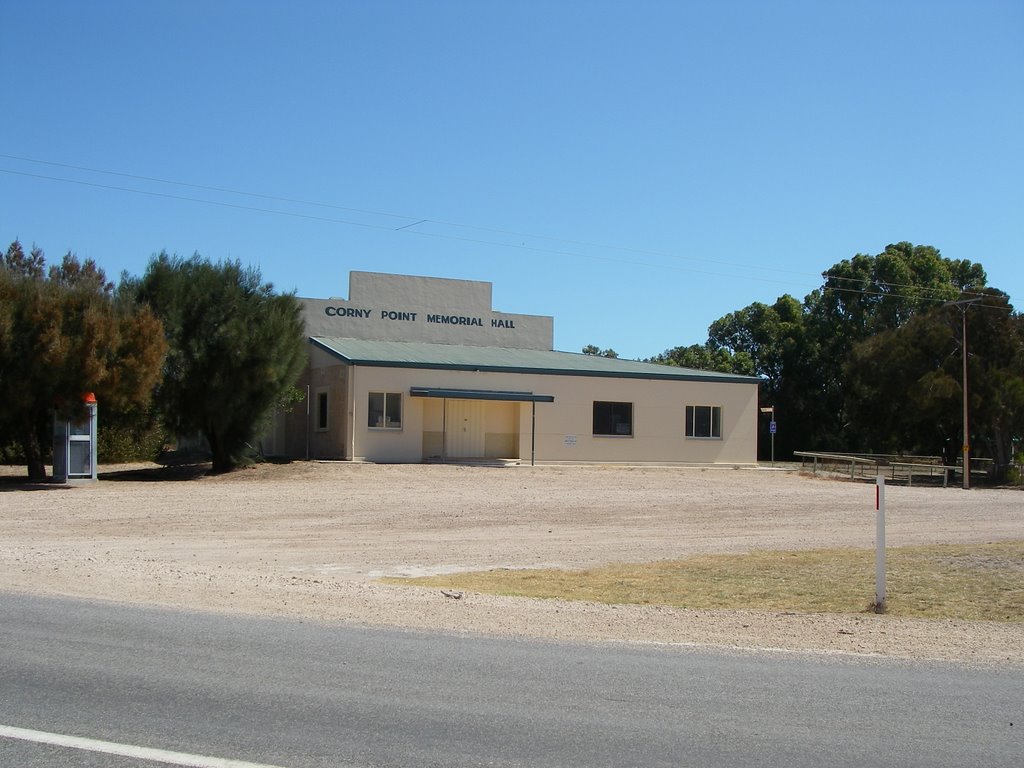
top-left (682, 242), bottom-right (999, 459)
top-left (816, 243), bottom-right (982, 339)
top-left (802, 243), bottom-right (988, 450)
top-left (582, 344), bottom-right (618, 358)
top-left (135, 253), bottom-right (307, 474)
top-left (707, 295), bottom-right (805, 394)
top-left (842, 308), bottom-right (962, 456)
top-left (843, 291), bottom-right (1022, 480)
top-left (702, 295), bottom-right (812, 455)
top-left (949, 293), bottom-right (1023, 478)
top-left (0, 240), bottom-right (166, 480)
top-left (648, 343), bottom-right (755, 376)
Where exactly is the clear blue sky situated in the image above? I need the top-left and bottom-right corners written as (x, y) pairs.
top-left (2, 1), bottom-right (1021, 359)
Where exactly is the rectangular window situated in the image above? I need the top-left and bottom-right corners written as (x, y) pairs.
top-left (593, 401), bottom-right (633, 436)
top-left (686, 405), bottom-right (722, 438)
top-left (316, 390), bottom-right (328, 431)
top-left (368, 392), bottom-right (402, 429)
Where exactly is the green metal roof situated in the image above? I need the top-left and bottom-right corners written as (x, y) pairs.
top-left (311, 337), bottom-right (762, 385)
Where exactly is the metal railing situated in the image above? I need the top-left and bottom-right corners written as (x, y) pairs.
top-left (793, 451), bottom-right (986, 487)
top-left (793, 451), bottom-right (877, 480)
top-left (887, 461), bottom-right (958, 488)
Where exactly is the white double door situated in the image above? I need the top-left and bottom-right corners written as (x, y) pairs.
top-left (445, 400), bottom-right (485, 457)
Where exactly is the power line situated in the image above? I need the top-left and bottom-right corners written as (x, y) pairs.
top-left (822, 283), bottom-right (1012, 312)
top-left (0, 152), bottom-right (416, 221)
top-left (822, 272), bottom-right (990, 301)
top-left (0, 165), bottom-right (815, 292)
top-left (1, 153), bottom-right (1014, 314)
top-left (0, 152), bottom-right (819, 280)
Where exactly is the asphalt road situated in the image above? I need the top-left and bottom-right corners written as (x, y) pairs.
top-left (1, 593), bottom-right (1020, 767)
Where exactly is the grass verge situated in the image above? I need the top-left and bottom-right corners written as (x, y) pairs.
top-left (383, 541), bottom-right (1024, 622)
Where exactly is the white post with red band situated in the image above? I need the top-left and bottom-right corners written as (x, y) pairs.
top-left (875, 471), bottom-right (886, 611)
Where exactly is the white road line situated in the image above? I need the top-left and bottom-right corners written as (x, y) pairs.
top-left (0, 724), bottom-right (291, 768)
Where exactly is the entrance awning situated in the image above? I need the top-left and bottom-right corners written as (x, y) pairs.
top-left (409, 387), bottom-right (553, 465)
top-left (409, 387), bottom-right (554, 403)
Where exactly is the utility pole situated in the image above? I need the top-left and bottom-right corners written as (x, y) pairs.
top-left (947, 296), bottom-right (983, 490)
top-left (962, 305), bottom-right (969, 489)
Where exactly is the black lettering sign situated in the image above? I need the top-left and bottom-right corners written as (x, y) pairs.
top-left (381, 310), bottom-right (418, 322)
top-left (324, 306), bottom-right (371, 318)
top-left (426, 314), bottom-right (483, 326)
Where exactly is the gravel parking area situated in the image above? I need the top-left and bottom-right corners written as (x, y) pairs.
top-left (2, 461), bottom-right (1021, 665)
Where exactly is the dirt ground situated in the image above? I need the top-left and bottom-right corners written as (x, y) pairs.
top-left (1, 461), bottom-right (1022, 666)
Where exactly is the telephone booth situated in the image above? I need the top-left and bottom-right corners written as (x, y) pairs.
top-left (53, 392), bottom-right (98, 483)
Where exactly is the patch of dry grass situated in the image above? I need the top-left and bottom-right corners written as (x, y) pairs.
top-left (385, 541), bottom-right (1024, 621)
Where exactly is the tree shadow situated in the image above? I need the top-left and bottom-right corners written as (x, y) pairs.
top-left (0, 455), bottom-right (215, 487)
top-left (0, 475), bottom-right (76, 492)
top-left (99, 462), bottom-right (212, 482)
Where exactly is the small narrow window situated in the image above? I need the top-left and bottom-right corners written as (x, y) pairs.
top-left (593, 401), bottom-right (633, 436)
top-left (686, 405), bottom-right (722, 438)
top-left (316, 390), bottom-right (329, 431)
top-left (368, 392), bottom-right (402, 429)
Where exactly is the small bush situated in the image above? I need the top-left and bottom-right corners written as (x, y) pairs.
top-left (98, 420), bottom-right (168, 463)
top-left (1008, 457), bottom-right (1024, 487)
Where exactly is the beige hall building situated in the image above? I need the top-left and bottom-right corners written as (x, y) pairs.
top-left (266, 271), bottom-right (761, 465)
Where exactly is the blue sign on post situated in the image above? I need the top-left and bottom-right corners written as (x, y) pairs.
top-left (769, 420), bottom-right (777, 434)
